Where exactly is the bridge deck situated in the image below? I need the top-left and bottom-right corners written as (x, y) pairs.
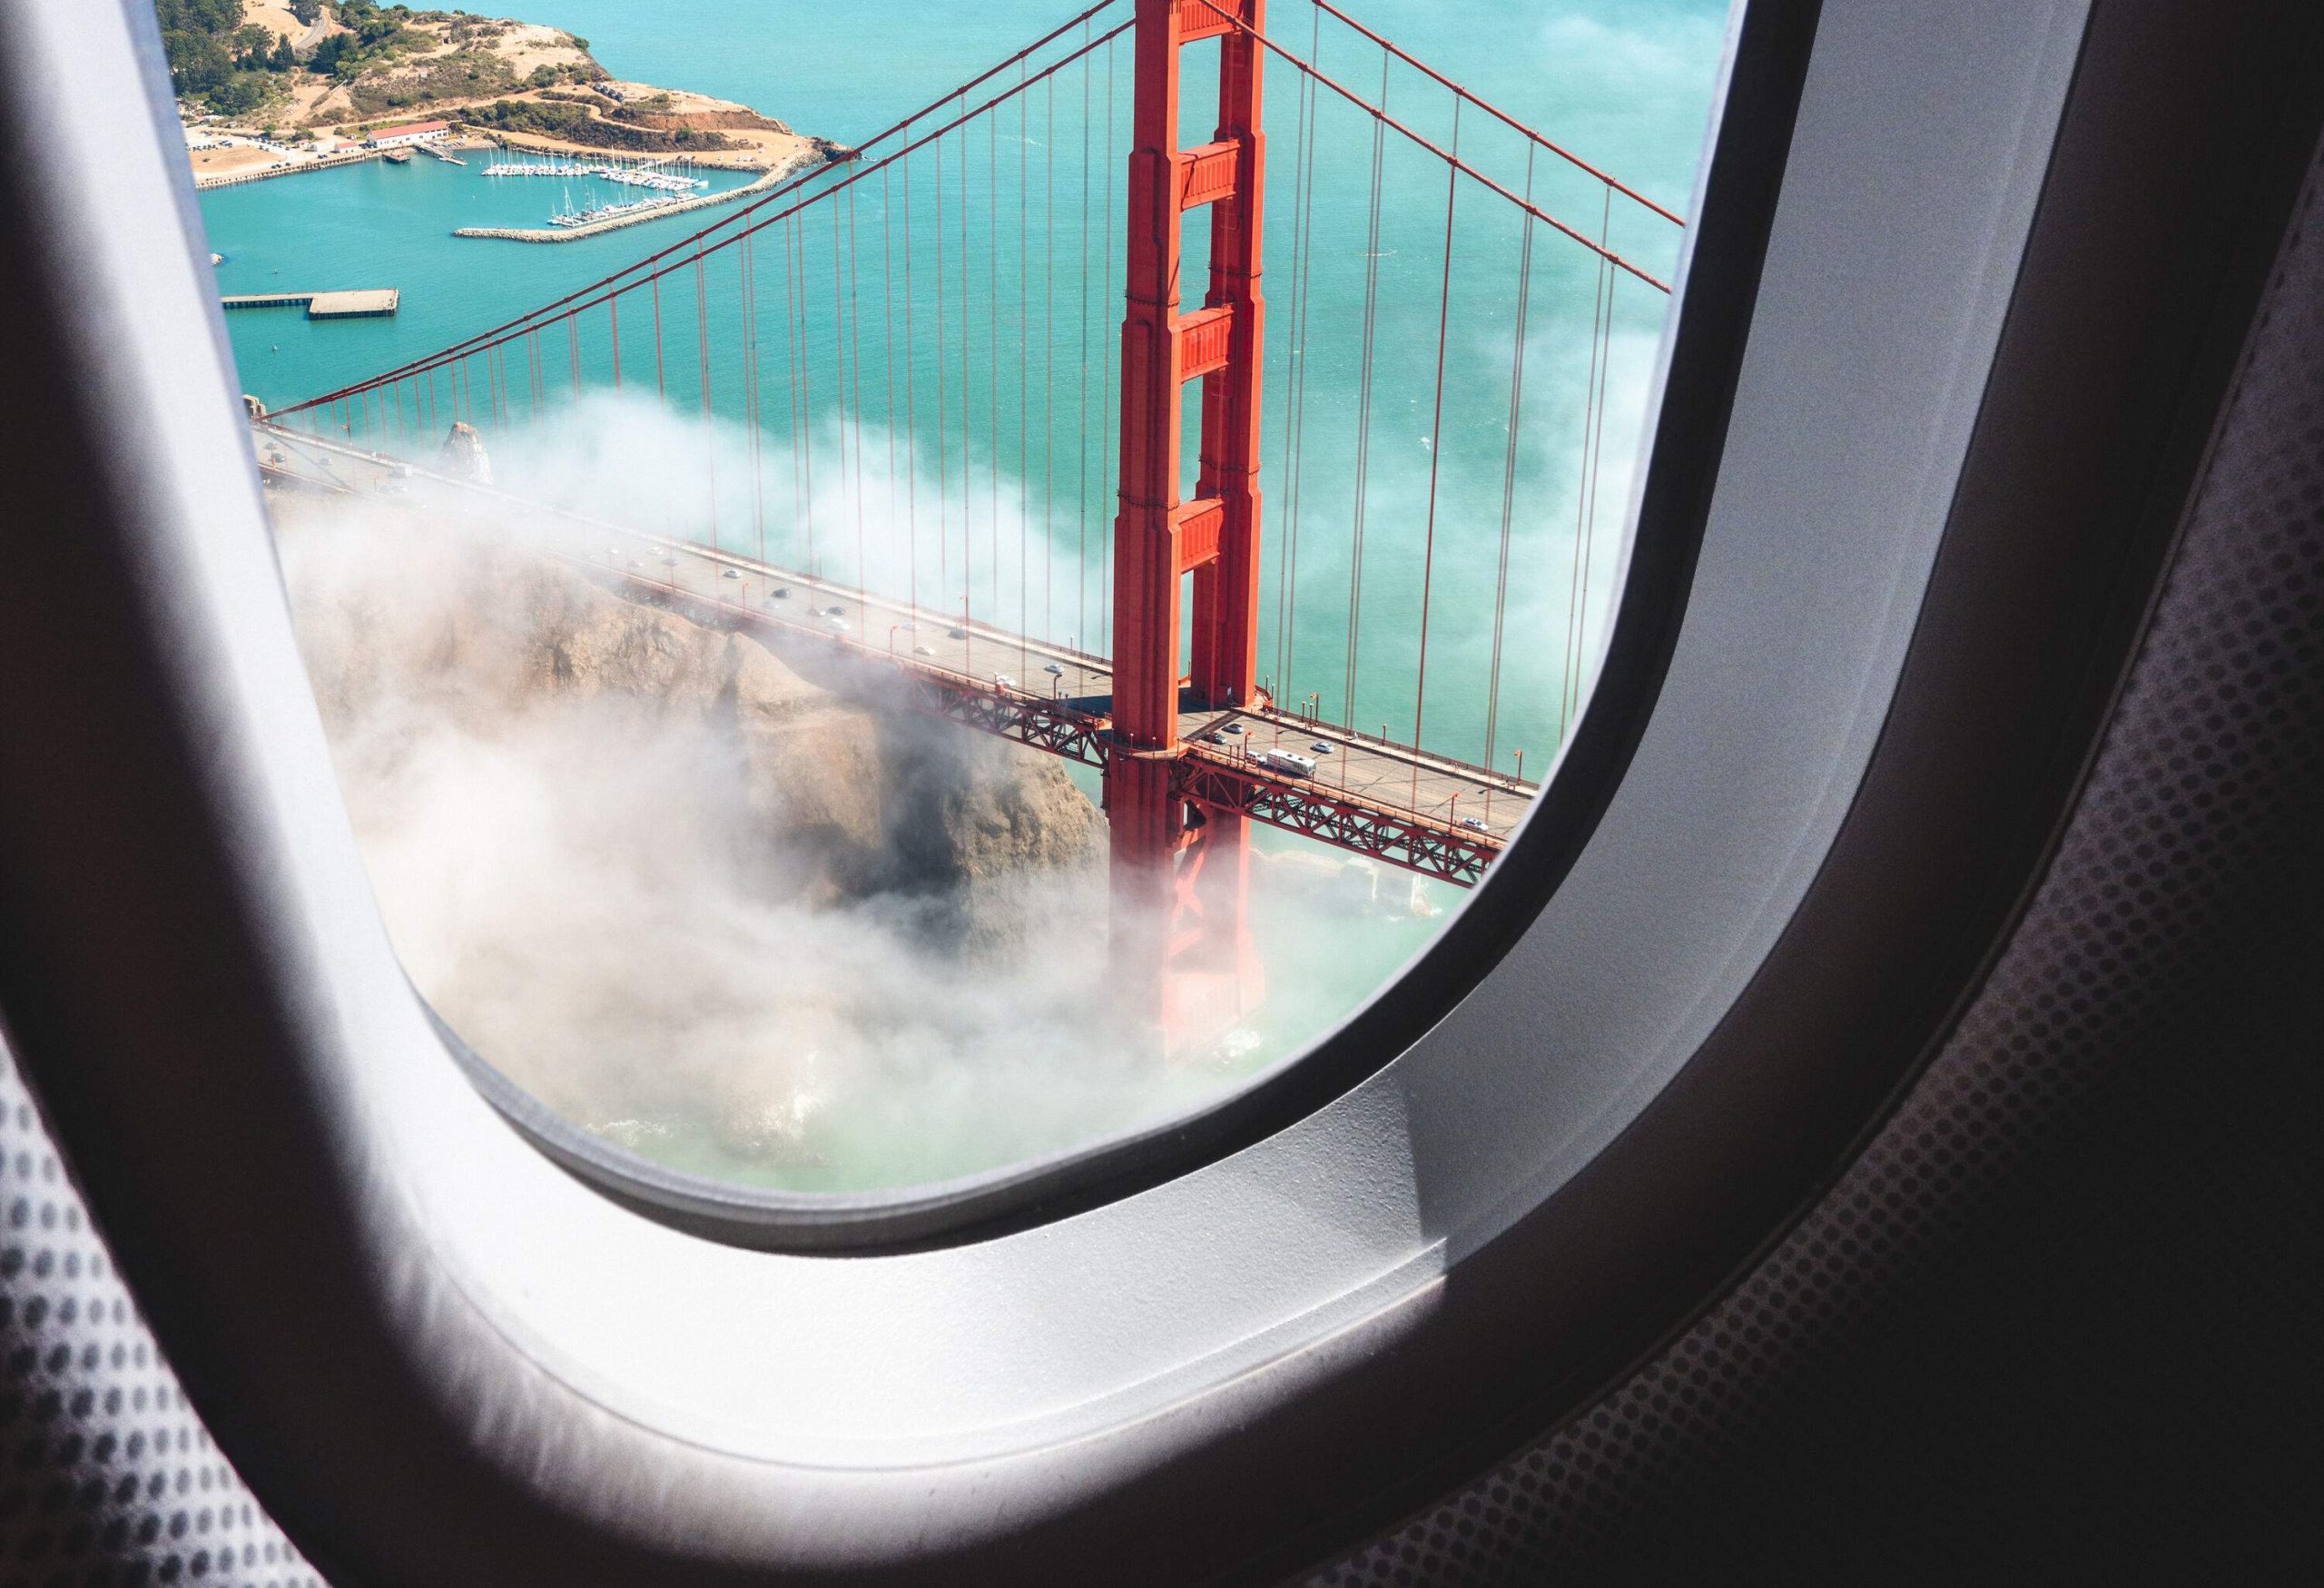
top-left (254, 425), bottom-right (1534, 882)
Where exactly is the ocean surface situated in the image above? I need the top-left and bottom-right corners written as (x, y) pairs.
top-left (199, 0), bottom-right (1733, 1189)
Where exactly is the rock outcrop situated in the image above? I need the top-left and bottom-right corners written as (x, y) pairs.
top-left (281, 514), bottom-right (1103, 928)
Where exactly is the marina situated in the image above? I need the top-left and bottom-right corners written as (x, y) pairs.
top-left (485, 153), bottom-right (714, 227)
top-left (484, 153), bottom-right (710, 192)
top-left (449, 157), bottom-right (800, 242)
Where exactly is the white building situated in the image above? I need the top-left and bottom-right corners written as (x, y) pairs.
top-left (367, 120), bottom-right (451, 149)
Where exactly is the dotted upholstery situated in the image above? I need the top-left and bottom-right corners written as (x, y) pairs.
top-left (1308, 129), bottom-right (2324, 1588)
top-left (0, 1050), bottom-right (322, 1588)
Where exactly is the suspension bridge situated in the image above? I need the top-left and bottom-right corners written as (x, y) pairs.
top-left (253, 0), bottom-right (1683, 1035)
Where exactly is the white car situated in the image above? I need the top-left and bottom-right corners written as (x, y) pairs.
top-left (992, 674), bottom-right (1017, 690)
top-left (912, 645), bottom-right (936, 658)
top-left (1252, 748), bottom-right (1317, 778)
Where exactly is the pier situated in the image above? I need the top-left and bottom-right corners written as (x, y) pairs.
top-left (221, 290), bottom-right (400, 319)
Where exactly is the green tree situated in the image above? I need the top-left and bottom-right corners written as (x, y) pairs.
top-left (208, 70), bottom-right (272, 115)
top-left (163, 31), bottom-right (232, 96)
top-left (154, 0), bottom-right (245, 34)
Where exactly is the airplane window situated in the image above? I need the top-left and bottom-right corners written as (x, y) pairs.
top-left (195, 0), bottom-right (1725, 1199)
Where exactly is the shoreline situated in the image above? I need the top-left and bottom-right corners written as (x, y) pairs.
top-left (191, 134), bottom-right (499, 191)
top-left (449, 149), bottom-right (826, 242)
top-left (192, 145), bottom-right (386, 190)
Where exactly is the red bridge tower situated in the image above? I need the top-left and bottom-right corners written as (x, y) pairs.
top-left (1108, 0), bottom-right (1269, 1041)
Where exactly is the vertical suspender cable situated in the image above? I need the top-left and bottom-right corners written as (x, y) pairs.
top-left (1100, 31), bottom-right (1117, 656)
top-left (1572, 184), bottom-right (1617, 724)
top-left (1560, 182), bottom-right (1612, 736)
top-left (903, 150), bottom-right (921, 626)
top-left (1019, 69), bottom-right (1033, 662)
top-left (1078, 25), bottom-right (1092, 649)
top-left (1483, 147), bottom-right (1537, 782)
top-left (935, 133), bottom-right (950, 594)
top-left (1272, 1), bottom-right (1320, 703)
top-left (1411, 104), bottom-right (1462, 791)
top-left (961, 94), bottom-right (975, 652)
top-left (782, 221), bottom-right (801, 561)
top-left (882, 163), bottom-right (901, 618)
top-left (990, 106), bottom-right (1004, 627)
top-left (848, 185), bottom-right (867, 604)
top-left (831, 203), bottom-right (852, 584)
top-left (798, 215), bottom-right (819, 575)
top-left (652, 274), bottom-right (665, 398)
top-left (1343, 54), bottom-right (1390, 734)
top-left (1044, 71), bottom-right (1057, 647)
top-left (696, 252), bottom-right (718, 551)
top-left (743, 235), bottom-right (766, 565)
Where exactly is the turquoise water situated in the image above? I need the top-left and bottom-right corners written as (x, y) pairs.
top-left (204, 1), bottom-right (1731, 1187)
top-left (207, 0), bottom-right (1728, 774)
top-left (209, 156), bottom-right (763, 390)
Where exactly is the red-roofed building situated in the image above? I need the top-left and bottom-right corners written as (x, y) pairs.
top-left (367, 121), bottom-right (451, 149)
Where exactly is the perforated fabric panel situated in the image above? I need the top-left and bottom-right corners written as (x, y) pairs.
top-left (0, 1047), bottom-right (323, 1588)
top-left (1305, 132), bottom-right (2324, 1588)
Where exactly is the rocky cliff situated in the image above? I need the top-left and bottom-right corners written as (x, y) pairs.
top-left (281, 510), bottom-right (1104, 934)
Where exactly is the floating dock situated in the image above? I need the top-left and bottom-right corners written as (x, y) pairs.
top-left (221, 289), bottom-right (400, 319)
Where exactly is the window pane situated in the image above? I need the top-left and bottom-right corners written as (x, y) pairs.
top-left (194, 0), bottom-right (1728, 1193)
